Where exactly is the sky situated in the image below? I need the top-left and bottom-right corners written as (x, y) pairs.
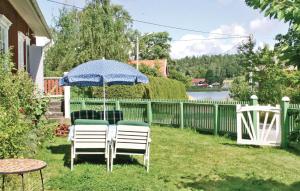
top-left (37, 0), bottom-right (289, 59)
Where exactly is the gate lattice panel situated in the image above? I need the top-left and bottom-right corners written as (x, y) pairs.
top-left (236, 105), bottom-right (281, 146)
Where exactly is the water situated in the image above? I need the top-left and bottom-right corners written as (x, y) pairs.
top-left (187, 91), bottom-right (231, 101)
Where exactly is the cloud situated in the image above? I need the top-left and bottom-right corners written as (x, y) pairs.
top-left (170, 18), bottom-right (286, 59)
top-left (171, 24), bottom-right (248, 59)
top-left (249, 18), bottom-right (279, 33)
top-left (209, 24), bottom-right (247, 42)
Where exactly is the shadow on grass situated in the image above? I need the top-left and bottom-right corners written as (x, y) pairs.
top-left (111, 155), bottom-right (144, 167)
top-left (47, 144), bottom-right (143, 169)
top-left (47, 144), bottom-right (71, 167)
top-left (177, 174), bottom-right (300, 191)
top-left (222, 142), bottom-right (300, 158)
top-left (221, 142), bottom-right (261, 148)
top-left (285, 142), bottom-right (300, 157)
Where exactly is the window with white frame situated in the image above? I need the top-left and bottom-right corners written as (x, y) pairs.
top-left (0, 27), bottom-right (5, 52)
top-left (0, 14), bottom-right (12, 53)
top-left (25, 36), bottom-right (30, 72)
top-left (18, 31), bottom-right (25, 70)
top-left (18, 32), bottom-right (31, 71)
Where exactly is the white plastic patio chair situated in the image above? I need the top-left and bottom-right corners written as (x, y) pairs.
top-left (111, 121), bottom-right (151, 172)
top-left (71, 120), bottom-right (109, 171)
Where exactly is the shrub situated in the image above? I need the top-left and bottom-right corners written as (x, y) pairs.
top-left (0, 52), bottom-right (49, 158)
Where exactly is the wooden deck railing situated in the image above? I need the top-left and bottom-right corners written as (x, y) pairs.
top-left (44, 77), bottom-right (64, 97)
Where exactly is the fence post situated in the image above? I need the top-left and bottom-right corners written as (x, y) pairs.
top-left (81, 100), bottom-right (86, 109)
top-left (214, 104), bottom-right (218, 135)
top-left (250, 95), bottom-right (258, 133)
top-left (116, 100), bottom-right (120, 110)
top-left (147, 101), bottom-right (152, 125)
top-left (281, 96), bottom-right (290, 148)
top-left (180, 102), bottom-right (184, 129)
top-left (63, 72), bottom-right (71, 119)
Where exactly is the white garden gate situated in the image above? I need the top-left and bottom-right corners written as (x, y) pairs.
top-left (236, 104), bottom-right (281, 146)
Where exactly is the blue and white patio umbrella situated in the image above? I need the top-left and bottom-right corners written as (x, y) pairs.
top-left (60, 59), bottom-right (149, 119)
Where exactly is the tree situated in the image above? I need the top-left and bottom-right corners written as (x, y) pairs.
top-left (232, 38), bottom-right (285, 104)
top-left (237, 37), bottom-right (258, 92)
top-left (139, 64), bottom-right (162, 77)
top-left (245, 0), bottom-right (300, 31)
top-left (205, 69), bottom-right (215, 84)
top-left (245, 0), bottom-right (300, 67)
top-left (168, 69), bottom-right (191, 88)
top-left (275, 28), bottom-right (300, 67)
top-left (284, 71), bottom-right (300, 103)
top-left (170, 54), bottom-right (242, 79)
top-left (229, 76), bottom-right (251, 101)
top-left (254, 46), bottom-right (284, 104)
top-left (45, 0), bottom-right (132, 76)
top-left (79, 0), bottom-right (131, 61)
top-left (139, 32), bottom-right (171, 60)
top-left (44, 8), bottom-right (79, 76)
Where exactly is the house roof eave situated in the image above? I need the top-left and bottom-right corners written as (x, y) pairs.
top-left (8, 0), bottom-right (51, 39)
top-left (30, 0), bottom-right (52, 38)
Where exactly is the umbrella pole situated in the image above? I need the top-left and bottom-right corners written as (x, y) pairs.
top-left (103, 82), bottom-right (106, 120)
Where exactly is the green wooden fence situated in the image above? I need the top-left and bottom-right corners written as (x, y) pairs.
top-left (286, 104), bottom-right (300, 140)
top-left (69, 97), bottom-right (300, 147)
top-left (70, 98), bottom-right (250, 136)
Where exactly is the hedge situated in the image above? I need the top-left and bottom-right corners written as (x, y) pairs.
top-left (72, 77), bottom-right (187, 99)
top-left (92, 84), bottom-right (147, 99)
top-left (146, 77), bottom-right (187, 99)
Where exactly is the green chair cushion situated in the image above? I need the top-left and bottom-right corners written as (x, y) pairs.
top-left (71, 110), bottom-right (123, 125)
top-left (74, 119), bottom-right (109, 125)
top-left (71, 110), bottom-right (100, 124)
top-left (117, 120), bottom-right (149, 126)
top-left (99, 110), bottom-right (123, 125)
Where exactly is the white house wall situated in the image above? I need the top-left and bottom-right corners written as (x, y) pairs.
top-left (29, 45), bottom-right (44, 93)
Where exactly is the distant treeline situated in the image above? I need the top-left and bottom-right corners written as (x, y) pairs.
top-left (170, 54), bottom-right (243, 84)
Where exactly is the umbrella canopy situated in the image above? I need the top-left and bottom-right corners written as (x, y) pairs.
top-left (60, 59), bottom-right (149, 86)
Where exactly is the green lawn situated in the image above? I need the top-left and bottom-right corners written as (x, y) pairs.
top-left (12, 126), bottom-right (300, 190)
